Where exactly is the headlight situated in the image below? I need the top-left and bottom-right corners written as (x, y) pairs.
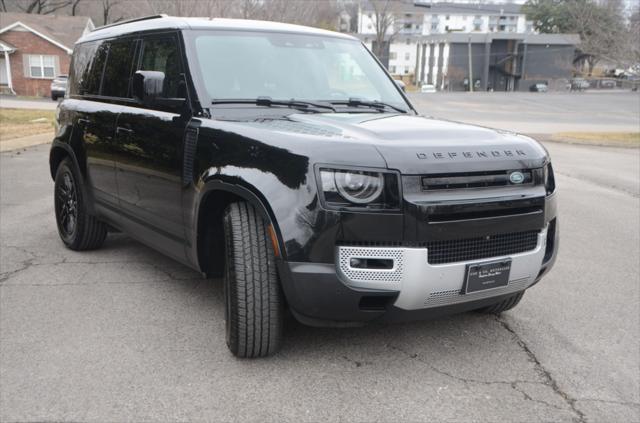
top-left (544, 163), bottom-right (556, 195)
top-left (334, 171), bottom-right (383, 204)
top-left (317, 167), bottom-right (401, 210)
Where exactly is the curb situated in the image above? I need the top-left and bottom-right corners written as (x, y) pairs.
top-left (0, 132), bottom-right (53, 152)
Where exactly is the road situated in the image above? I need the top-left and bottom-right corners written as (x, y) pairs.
top-left (0, 95), bottom-right (58, 110)
top-left (1, 96), bottom-right (639, 422)
top-left (408, 91), bottom-right (640, 134)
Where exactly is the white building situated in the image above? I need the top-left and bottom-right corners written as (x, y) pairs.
top-left (357, 1), bottom-right (534, 77)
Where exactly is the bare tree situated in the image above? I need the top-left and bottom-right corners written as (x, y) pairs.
top-left (17, 0), bottom-right (72, 14)
top-left (369, 0), bottom-right (404, 64)
top-left (101, 0), bottom-right (122, 25)
top-left (70, 0), bottom-right (81, 15)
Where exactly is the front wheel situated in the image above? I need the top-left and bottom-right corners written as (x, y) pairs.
top-left (54, 157), bottom-right (107, 250)
top-left (223, 202), bottom-right (284, 358)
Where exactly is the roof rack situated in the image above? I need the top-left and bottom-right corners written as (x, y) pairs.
top-left (92, 14), bottom-right (167, 31)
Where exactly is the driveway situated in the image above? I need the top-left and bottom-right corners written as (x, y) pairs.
top-left (1, 138), bottom-right (638, 421)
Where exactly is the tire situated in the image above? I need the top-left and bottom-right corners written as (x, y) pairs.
top-left (51, 94), bottom-right (57, 101)
top-left (223, 202), bottom-right (283, 358)
top-left (54, 157), bottom-right (107, 250)
top-left (477, 291), bottom-right (524, 314)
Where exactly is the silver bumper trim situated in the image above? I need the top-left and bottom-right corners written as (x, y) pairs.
top-left (336, 228), bottom-right (547, 311)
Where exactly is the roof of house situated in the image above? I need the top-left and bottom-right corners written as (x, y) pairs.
top-left (0, 12), bottom-right (94, 53)
top-left (79, 15), bottom-right (356, 44)
top-left (360, 1), bottom-right (523, 15)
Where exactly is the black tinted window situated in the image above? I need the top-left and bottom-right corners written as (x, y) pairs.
top-left (102, 38), bottom-right (136, 98)
top-left (68, 42), bottom-right (98, 96)
top-left (84, 41), bottom-right (108, 95)
top-left (140, 37), bottom-right (183, 98)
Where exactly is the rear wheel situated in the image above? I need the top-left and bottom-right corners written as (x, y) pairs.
top-left (54, 157), bottom-right (107, 250)
top-left (477, 292), bottom-right (524, 314)
top-left (223, 202), bottom-right (284, 358)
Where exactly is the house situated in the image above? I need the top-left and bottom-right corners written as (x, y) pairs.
top-left (0, 13), bottom-right (94, 96)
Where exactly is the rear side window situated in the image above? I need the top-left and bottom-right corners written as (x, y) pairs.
top-left (102, 38), bottom-right (137, 98)
top-left (84, 41), bottom-right (108, 95)
top-left (139, 37), bottom-right (183, 98)
top-left (68, 42), bottom-right (98, 96)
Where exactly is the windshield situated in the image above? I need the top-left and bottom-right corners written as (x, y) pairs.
top-left (187, 31), bottom-right (408, 110)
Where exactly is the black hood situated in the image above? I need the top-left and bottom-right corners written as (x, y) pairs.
top-left (209, 112), bottom-right (549, 174)
top-left (290, 113), bottom-right (549, 174)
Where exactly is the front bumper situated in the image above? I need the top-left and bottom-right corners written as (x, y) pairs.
top-left (278, 222), bottom-right (558, 326)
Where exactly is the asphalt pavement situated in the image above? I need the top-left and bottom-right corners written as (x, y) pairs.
top-left (408, 91), bottom-right (640, 134)
top-left (0, 93), bottom-right (639, 422)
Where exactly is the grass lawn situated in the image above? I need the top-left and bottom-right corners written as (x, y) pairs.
top-left (551, 132), bottom-right (640, 147)
top-left (0, 108), bottom-right (55, 141)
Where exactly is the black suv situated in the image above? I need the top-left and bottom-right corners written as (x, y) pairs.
top-left (50, 15), bottom-right (558, 358)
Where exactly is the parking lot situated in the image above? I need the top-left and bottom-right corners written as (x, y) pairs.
top-left (1, 92), bottom-right (639, 422)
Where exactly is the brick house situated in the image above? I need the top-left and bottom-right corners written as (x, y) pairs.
top-left (0, 13), bottom-right (94, 96)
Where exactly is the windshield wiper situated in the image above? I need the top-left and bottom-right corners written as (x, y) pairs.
top-left (330, 98), bottom-right (408, 114)
top-left (211, 97), bottom-right (336, 112)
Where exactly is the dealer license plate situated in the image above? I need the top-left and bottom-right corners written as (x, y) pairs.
top-left (464, 260), bottom-right (511, 294)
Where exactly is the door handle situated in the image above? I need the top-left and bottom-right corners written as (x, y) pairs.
top-left (116, 126), bottom-right (134, 135)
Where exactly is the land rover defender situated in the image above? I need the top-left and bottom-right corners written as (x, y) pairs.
top-left (50, 15), bottom-right (558, 358)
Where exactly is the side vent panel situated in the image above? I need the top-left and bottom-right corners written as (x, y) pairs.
top-left (182, 128), bottom-right (199, 186)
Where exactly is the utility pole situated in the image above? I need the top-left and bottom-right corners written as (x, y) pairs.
top-left (468, 36), bottom-right (473, 92)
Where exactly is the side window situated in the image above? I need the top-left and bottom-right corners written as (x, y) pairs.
top-left (102, 38), bottom-right (137, 98)
top-left (68, 42), bottom-right (98, 96)
top-left (139, 37), bottom-right (183, 98)
top-left (84, 41), bottom-right (108, 95)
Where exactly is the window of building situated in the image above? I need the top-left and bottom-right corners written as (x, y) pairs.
top-left (445, 15), bottom-right (450, 20)
top-left (389, 66), bottom-right (396, 74)
top-left (404, 68), bottom-right (409, 75)
top-left (474, 24), bottom-right (482, 31)
top-left (405, 52), bottom-right (410, 61)
top-left (389, 52), bottom-right (397, 60)
top-left (368, 24), bottom-right (372, 30)
top-left (404, 23), bottom-right (412, 29)
top-left (405, 38), bottom-right (411, 45)
top-left (445, 25), bottom-right (449, 31)
top-left (431, 23), bottom-right (438, 31)
top-left (27, 54), bottom-right (56, 79)
top-left (101, 38), bottom-right (136, 98)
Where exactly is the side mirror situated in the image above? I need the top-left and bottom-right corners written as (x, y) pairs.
top-left (394, 79), bottom-right (406, 92)
top-left (132, 70), bottom-right (165, 105)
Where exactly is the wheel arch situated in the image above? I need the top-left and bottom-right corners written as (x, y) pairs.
top-left (195, 177), bottom-right (284, 277)
top-left (49, 140), bottom-right (86, 181)
top-left (49, 139), bottom-right (96, 214)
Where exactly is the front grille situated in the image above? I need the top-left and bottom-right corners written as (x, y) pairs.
top-left (425, 231), bottom-right (539, 264)
top-left (421, 169), bottom-right (535, 190)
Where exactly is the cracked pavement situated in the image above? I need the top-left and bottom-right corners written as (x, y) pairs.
top-left (1, 117), bottom-right (639, 420)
